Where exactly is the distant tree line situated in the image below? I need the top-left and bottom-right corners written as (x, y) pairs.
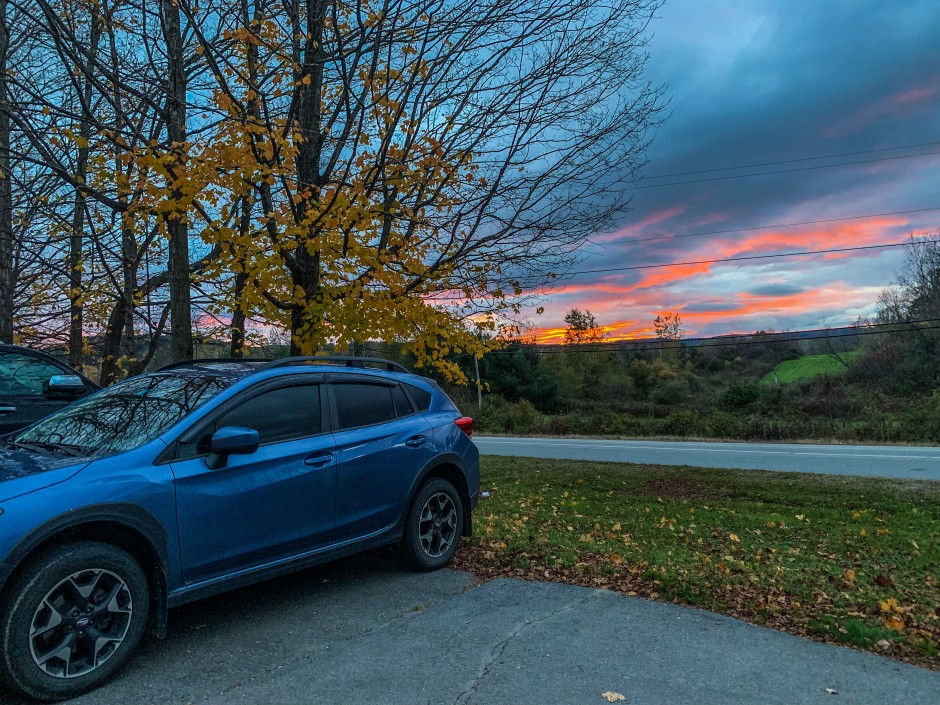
top-left (440, 238), bottom-right (940, 443)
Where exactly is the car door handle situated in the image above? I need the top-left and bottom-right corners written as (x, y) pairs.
top-left (405, 435), bottom-right (427, 448)
top-left (304, 452), bottom-right (334, 467)
top-left (0, 405), bottom-right (15, 415)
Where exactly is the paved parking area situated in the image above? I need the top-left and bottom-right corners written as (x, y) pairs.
top-left (41, 551), bottom-right (940, 705)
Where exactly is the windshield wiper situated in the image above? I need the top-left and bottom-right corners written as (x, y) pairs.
top-left (7, 440), bottom-right (87, 458)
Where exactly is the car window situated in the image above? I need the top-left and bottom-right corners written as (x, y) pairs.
top-left (404, 383), bottom-right (433, 412)
top-left (0, 351), bottom-right (65, 396)
top-left (333, 383), bottom-right (397, 430)
top-left (212, 384), bottom-right (321, 446)
top-left (14, 373), bottom-right (236, 456)
top-left (391, 385), bottom-right (412, 417)
top-left (176, 384), bottom-right (322, 460)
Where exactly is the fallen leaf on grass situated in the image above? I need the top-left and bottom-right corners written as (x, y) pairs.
top-left (880, 598), bottom-right (903, 613)
top-left (729, 533), bottom-right (740, 543)
top-left (602, 692), bottom-right (626, 702)
top-left (842, 569), bottom-right (856, 584)
top-left (883, 616), bottom-right (905, 633)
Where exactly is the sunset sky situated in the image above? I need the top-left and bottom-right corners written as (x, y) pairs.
top-left (530, 0), bottom-right (940, 343)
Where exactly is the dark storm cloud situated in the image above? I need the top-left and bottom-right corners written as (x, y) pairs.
top-left (681, 300), bottom-right (741, 313)
top-left (749, 283), bottom-right (807, 297)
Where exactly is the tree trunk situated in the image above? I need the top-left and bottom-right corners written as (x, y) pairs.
top-left (230, 200), bottom-right (249, 357)
top-left (68, 10), bottom-right (101, 370)
top-left (99, 296), bottom-right (128, 386)
top-left (0, 0), bottom-right (13, 344)
top-left (230, 0), bottom-right (263, 360)
top-left (119, 222), bottom-right (137, 364)
top-left (160, 0), bottom-right (192, 362)
top-left (289, 0), bottom-right (327, 355)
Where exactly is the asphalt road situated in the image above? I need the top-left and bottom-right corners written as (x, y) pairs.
top-left (44, 552), bottom-right (939, 705)
top-left (474, 436), bottom-right (940, 480)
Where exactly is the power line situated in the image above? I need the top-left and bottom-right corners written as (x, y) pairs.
top-left (631, 149), bottom-right (940, 191)
top-left (609, 206), bottom-right (940, 245)
top-left (644, 139), bottom-right (940, 179)
top-left (429, 237), bottom-right (922, 296)
top-left (567, 241), bottom-right (913, 276)
top-left (487, 320), bottom-right (940, 355)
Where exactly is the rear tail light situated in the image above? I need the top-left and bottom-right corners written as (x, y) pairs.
top-left (455, 416), bottom-right (474, 437)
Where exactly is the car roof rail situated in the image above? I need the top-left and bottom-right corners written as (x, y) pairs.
top-left (259, 356), bottom-right (411, 374)
top-left (156, 358), bottom-right (268, 372)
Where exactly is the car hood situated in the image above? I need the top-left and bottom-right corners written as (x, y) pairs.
top-left (0, 448), bottom-right (91, 501)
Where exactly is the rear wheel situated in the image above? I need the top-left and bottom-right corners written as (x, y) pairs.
top-left (400, 478), bottom-right (464, 571)
top-left (0, 541), bottom-right (150, 702)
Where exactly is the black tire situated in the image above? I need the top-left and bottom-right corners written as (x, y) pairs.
top-left (400, 478), bottom-right (464, 571)
top-left (0, 541), bottom-right (150, 702)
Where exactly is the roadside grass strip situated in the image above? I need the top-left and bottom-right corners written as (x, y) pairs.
top-left (455, 456), bottom-right (940, 670)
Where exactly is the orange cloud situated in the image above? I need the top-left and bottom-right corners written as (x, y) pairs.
top-left (535, 319), bottom-right (646, 344)
top-left (592, 206), bottom-right (688, 244)
top-left (529, 280), bottom-right (880, 343)
top-left (824, 78), bottom-right (940, 138)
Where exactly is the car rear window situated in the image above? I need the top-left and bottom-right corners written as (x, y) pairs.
top-left (404, 383), bottom-right (433, 412)
top-left (333, 383), bottom-right (397, 429)
top-left (391, 385), bottom-right (412, 417)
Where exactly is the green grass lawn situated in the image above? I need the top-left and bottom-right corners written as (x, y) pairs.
top-left (455, 456), bottom-right (940, 669)
top-left (761, 352), bottom-right (860, 385)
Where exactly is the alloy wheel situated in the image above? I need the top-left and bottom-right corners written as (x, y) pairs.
top-left (419, 492), bottom-right (458, 558)
top-left (28, 569), bottom-right (133, 679)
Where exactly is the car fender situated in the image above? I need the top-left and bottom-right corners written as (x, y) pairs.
top-left (0, 503), bottom-right (171, 637)
top-left (401, 452), bottom-right (474, 536)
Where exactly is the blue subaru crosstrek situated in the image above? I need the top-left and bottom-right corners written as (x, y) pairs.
top-left (0, 357), bottom-right (478, 701)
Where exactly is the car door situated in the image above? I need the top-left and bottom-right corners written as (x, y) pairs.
top-left (329, 377), bottom-right (435, 543)
top-left (168, 379), bottom-right (337, 584)
top-left (0, 350), bottom-right (80, 435)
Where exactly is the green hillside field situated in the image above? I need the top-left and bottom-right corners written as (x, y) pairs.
top-left (761, 352), bottom-right (860, 385)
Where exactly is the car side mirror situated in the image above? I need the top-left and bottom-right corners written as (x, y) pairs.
top-left (43, 375), bottom-right (87, 398)
top-left (206, 426), bottom-right (260, 470)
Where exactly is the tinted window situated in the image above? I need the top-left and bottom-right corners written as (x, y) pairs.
top-left (0, 351), bottom-right (64, 395)
top-left (391, 385), bottom-right (412, 417)
top-left (15, 373), bottom-right (236, 456)
top-left (212, 385), bottom-right (320, 446)
top-left (404, 383), bottom-right (432, 412)
top-left (333, 383), bottom-right (396, 429)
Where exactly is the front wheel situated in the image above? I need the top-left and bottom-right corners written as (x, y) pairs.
top-left (0, 541), bottom-right (150, 702)
top-left (400, 478), bottom-right (464, 571)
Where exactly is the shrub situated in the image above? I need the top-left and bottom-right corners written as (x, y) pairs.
top-left (661, 409), bottom-right (700, 436)
top-left (721, 383), bottom-right (762, 411)
top-left (649, 377), bottom-right (691, 405)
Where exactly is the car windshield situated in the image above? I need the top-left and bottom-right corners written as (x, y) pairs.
top-left (11, 373), bottom-right (237, 457)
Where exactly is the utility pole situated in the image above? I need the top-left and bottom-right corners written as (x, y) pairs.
top-left (474, 355), bottom-right (482, 408)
